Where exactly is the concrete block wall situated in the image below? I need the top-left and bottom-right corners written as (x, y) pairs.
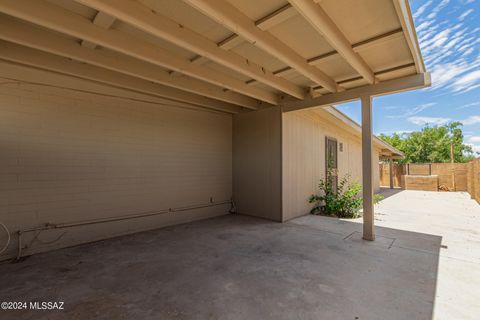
top-left (0, 81), bottom-right (232, 260)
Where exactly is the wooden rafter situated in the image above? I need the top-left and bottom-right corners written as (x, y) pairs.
top-left (246, 28), bottom-right (404, 86)
top-left (0, 15), bottom-right (261, 109)
top-left (190, 4), bottom-right (296, 66)
top-left (185, 0), bottom-right (338, 93)
top-left (313, 62), bottom-right (416, 90)
top-left (282, 73), bottom-right (431, 112)
top-left (81, 11), bottom-right (115, 49)
top-left (0, 41), bottom-right (243, 113)
top-left (288, 0), bottom-right (375, 84)
top-left (77, 0), bottom-right (306, 99)
top-left (0, 60), bottom-right (233, 113)
top-left (0, 0), bottom-right (279, 105)
top-left (393, 0), bottom-right (425, 73)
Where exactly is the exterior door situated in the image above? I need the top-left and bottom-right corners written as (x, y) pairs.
top-left (325, 137), bottom-right (338, 193)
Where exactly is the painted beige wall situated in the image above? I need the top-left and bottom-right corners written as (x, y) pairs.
top-left (0, 81), bottom-right (232, 260)
top-left (282, 109), bottom-right (381, 221)
top-left (233, 107), bottom-right (282, 221)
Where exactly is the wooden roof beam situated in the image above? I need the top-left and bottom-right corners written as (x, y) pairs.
top-left (282, 73), bottom-right (431, 112)
top-left (0, 15), bottom-right (260, 109)
top-left (393, 0), bottom-right (425, 73)
top-left (246, 28), bottom-right (404, 85)
top-left (189, 4), bottom-right (296, 66)
top-left (185, 0), bottom-right (338, 93)
top-left (0, 41), bottom-right (243, 114)
top-left (0, 0), bottom-right (278, 105)
top-left (77, 0), bottom-right (305, 100)
top-left (81, 11), bottom-right (115, 49)
top-left (288, 0), bottom-right (376, 84)
top-left (0, 60), bottom-right (235, 113)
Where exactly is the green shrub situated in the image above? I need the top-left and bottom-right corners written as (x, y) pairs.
top-left (308, 174), bottom-right (383, 219)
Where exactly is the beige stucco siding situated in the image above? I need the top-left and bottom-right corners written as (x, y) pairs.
top-left (233, 107), bottom-right (282, 221)
top-left (0, 82), bottom-right (232, 259)
top-left (282, 109), bottom-right (381, 221)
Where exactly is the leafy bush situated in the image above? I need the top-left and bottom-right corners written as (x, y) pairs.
top-left (308, 174), bottom-right (383, 219)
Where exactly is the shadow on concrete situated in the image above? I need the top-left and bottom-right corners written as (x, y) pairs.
top-left (378, 187), bottom-right (405, 199)
top-left (0, 214), bottom-right (440, 320)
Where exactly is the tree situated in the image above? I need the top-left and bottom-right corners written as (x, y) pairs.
top-left (379, 122), bottom-right (474, 163)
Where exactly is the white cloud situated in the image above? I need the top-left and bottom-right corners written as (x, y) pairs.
top-left (459, 9), bottom-right (474, 21)
top-left (414, 1), bottom-right (479, 96)
top-left (466, 143), bottom-right (480, 154)
top-left (451, 70), bottom-right (480, 92)
top-left (387, 103), bottom-right (436, 119)
top-left (461, 115), bottom-right (480, 125)
top-left (426, 0), bottom-right (450, 19)
top-left (461, 47), bottom-right (474, 57)
top-left (416, 20), bottom-right (434, 33)
top-left (413, 0), bottom-right (433, 19)
top-left (428, 58), bottom-right (480, 92)
top-left (378, 130), bottom-right (413, 136)
top-left (468, 136), bottom-right (480, 143)
top-left (408, 116), bottom-right (451, 126)
top-left (457, 101), bottom-right (480, 109)
top-left (384, 105), bottom-right (400, 110)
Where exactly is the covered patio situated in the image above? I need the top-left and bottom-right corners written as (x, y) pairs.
top-left (2, 189), bottom-right (480, 319)
top-left (0, 1), bottom-right (442, 318)
top-left (0, 0), bottom-right (429, 254)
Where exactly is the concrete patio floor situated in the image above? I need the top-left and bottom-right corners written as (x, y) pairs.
top-left (1, 189), bottom-right (479, 319)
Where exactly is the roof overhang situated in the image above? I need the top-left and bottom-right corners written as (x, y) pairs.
top-left (0, 0), bottom-right (428, 114)
top-left (322, 106), bottom-right (404, 159)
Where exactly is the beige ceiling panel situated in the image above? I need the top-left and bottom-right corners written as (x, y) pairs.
top-left (1, 13), bottom-right (80, 43)
top-left (376, 66), bottom-right (417, 82)
top-left (358, 37), bottom-right (414, 72)
top-left (320, 0), bottom-right (401, 44)
top-left (112, 21), bottom-right (196, 61)
top-left (138, 0), bottom-right (232, 43)
top-left (311, 55), bottom-right (358, 80)
top-left (230, 41), bottom-right (287, 72)
top-left (226, 0), bottom-right (288, 21)
top-left (202, 61), bottom-right (252, 82)
top-left (249, 82), bottom-right (282, 95)
top-left (267, 14), bottom-right (334, 59)
top-left (281, 72), bottom-right (315, 87)
top-left (46, 0), bottom-right (97, 20)
top-left (337, 78), bottom-right (369, 90)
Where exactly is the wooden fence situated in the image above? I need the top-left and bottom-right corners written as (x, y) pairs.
top-left (380, 160), bottom-right (480, 203)
top-left (379, 162), bottom-right (405, 188)
top-left (467, 158), bottom-right (480, 203)
top-left (379, 162), bottom-right (468, 191)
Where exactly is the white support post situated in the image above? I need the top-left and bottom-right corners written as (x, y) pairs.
top-left (361, 95), bottom-right (375, 241)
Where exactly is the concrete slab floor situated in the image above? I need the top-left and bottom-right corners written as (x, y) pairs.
top-left (291, 189), bottom-right (480, 320)
top-left (0, 189), bottom-right (478, 319)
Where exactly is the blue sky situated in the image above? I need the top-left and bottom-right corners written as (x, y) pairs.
top-left (336, 0), bottom-right (480, 153)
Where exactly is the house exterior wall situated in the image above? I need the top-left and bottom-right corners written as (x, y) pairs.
top-left (233, 107), bottom-right (282, 221)
top-left (282, 109), bottom-right (381, 221)
top-left (0, 82), bottom-right (232, 260)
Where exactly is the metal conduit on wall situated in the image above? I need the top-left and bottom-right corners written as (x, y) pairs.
top-left (14, 199), bottom-right (234, 260)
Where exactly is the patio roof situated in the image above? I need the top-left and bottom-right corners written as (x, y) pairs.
top-left (0, 0), bottom-right (428, 113)
top-left (0, 0), bottom-right (429, 242)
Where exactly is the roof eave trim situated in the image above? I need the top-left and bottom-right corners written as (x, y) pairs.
top-left (393, 0), bottom-right (426, 73)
